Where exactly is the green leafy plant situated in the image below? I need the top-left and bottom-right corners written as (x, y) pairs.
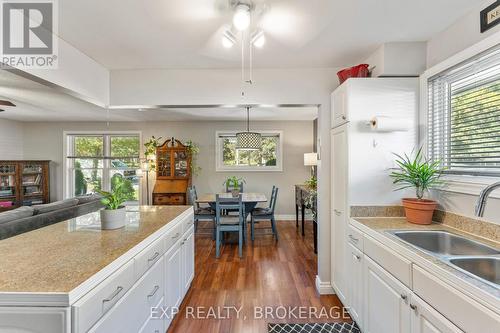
top-left (144, 136), bottom-right (162, 157)
top-left (390, 148), bottom-right (445, 200)
top-left (185, 140), bottom-right (202, 176)
top-left (224, 176), bottom-right (245, 189)
top-left (305, 175), bottom-right (317, 190)
top-left (96, 177), bottom-right (131, 210)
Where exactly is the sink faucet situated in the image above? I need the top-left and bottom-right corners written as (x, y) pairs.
top-left (474, 181), bottom-right (500, 217)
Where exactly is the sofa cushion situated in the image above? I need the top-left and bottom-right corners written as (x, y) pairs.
top-left (33, 199), bottom-right (79, 215)
top-left (0, 207), bottom-right (35, 224)
top-left (76, 194), bottom-right (102, 205)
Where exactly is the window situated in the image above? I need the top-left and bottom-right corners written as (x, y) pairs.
top-left (216, 131), bottom-right (283, 171)
top-left (65, 133), bottom-right (140, 203)
top-left (427, 45), bottom-right (500, 177)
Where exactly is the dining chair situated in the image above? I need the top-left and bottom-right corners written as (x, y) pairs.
top-left (188, 187), bottom-right (215, 237)
top-left (250, 186), bottom-right (279, 241)
top-left (215, 194), bottom-right (244, 258)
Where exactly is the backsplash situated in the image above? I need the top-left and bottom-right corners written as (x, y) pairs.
top-left (350, 206), bottom-right (405, 218)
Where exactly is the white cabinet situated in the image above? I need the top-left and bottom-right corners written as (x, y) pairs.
top-left (346, 243), bottom-right (363, 328)
top-left (165, 240), bottom-right (183, 311)
top-left (181, 225), bottom-right (195, 296)
top-left (410, 294), bottom-right (462, 333)
top-left (331, 126), bottom-right (349, 304)
top-left (364, 256), bottom-right (411, 333)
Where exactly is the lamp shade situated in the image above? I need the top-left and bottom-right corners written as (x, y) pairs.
top-left (236, 132), bottom-right (262, 150)
top-left (304, 153), bottom-right (318, 166)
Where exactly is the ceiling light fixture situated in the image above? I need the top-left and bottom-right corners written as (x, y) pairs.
top-left (0, 100), bottom-right (15, 112)
top-left (251, 30), bottom-right (265, 48)
top-left (236, 106), bottom-right (262, 150)
top-left (233, 4), bottom-right (251, 31)
top-left (222, 30), bottom-right (236, 48)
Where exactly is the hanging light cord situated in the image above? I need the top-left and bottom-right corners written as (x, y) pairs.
top-left (246, 106), bottom-right (250, 132)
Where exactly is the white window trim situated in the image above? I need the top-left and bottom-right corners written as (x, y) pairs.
top-left (63, 131), bottom-right (142, 201)
top-left (420, 31), bottom-right (500, 197)
top-left (215, 130), bottom-right (284, 172)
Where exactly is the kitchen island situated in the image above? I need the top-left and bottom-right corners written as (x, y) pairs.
top-left (0, 205), bottom-right (194, 333)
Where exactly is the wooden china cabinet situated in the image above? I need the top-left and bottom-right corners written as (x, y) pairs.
top-left (152, 138), bottom-right (191, 205)
top-left (0, 160), bottom-right (50, 212)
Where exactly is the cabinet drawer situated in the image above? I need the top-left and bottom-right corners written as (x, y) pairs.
top-left (153, 194), bottom-right (185, 205)
top-left (413, 265), bottom-right (500, 333)
top-left (347, 223), bottom-right (363, 251)
top-left (164, 222), bottom-right (183, 252)
top-left (135, 237), bottom-right (165, 280)
top-left (364, 234), bottom-right (412, 287)
top-left (73, 260), bottom-right (134, 333)
top-left (88, 259), bottom-right (164, 333)
top-left (182, 214), bottom-right (195, 234)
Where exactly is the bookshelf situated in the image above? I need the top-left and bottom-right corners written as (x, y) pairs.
top-left (0, 161), bottom-right (50, 211)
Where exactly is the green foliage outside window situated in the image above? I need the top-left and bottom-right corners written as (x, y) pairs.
top-left (222, 136), bottom-right (278, 167)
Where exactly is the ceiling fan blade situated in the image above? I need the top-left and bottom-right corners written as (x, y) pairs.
top-left (199, 24), bottom-right (241, 62)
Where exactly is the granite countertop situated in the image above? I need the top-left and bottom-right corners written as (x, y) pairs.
top-left (0, 206), bottom-right (191, 294)
top-left (351, 217), bottom-right (500, 303)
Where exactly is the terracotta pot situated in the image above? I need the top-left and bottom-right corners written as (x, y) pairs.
top-left (402, 198), bottom-right (438, 225)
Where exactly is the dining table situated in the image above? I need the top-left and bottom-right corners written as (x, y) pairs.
top-left (196, 192), bottom-right (268, 217)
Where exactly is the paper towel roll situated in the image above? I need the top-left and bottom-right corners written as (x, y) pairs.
top-left (370, 116), bottom-right (411, 132)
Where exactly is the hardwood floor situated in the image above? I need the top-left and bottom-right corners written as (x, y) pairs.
top-left (168, 220), bottom-right (350, 333)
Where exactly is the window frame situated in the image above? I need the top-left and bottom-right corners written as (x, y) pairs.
top-left (420, 32), bottom-right (500, 198)
top-left (215, 130), bottom-right (284, 172)
top-left (63, 131), bottom-right (142, 203)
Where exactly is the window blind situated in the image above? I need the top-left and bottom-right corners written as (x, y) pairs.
top-left (428, 45), bottom-right (500, 176)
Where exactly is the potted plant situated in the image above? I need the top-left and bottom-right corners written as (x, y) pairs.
top-left (185, 140), bottom-right (202, 176)
top-left (96, 177), bottom-right (131, 230)
top-left (305, 175), bottom-right (317, 190)
top-left (143, 136), bottom-right (162, 171)
top-left (390, 148), bottom-right (444, 225)
top-left (224, 176), bottom-right (245, 197)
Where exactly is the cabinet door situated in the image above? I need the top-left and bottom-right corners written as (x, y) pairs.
top-left (410, 294), bottom-right (463, 333)
top-left (363, 256), bottom-right (411, 333)
top-left (331, 128), bottom-right (348, 304)
top-left (347, 243), bottom-right (363, 328)
top-left (331, 85), bottom-right (348, 128)
top-left (0, 307), bottom-right (70, 333)
top-left (165, 240), bottom-right (182, 310)
top-left (182, 226), bottom-right (195, 296)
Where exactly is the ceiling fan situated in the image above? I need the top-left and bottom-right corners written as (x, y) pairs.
top-left (0, 100), bottom-right (15, 112)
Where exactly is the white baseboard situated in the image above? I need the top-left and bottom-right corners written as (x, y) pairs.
top-left (275, 214), bottom-right (313, 221)
top-left (315, 275), bottom-right (335, 295)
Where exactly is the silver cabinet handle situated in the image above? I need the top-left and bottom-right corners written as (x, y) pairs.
top-left (410, 304), bottom-right (417, 312)
top-left (148, 252), bottom-right (160, 262)
top-left (147, 285), bottom-right (160, 298)
top-left (172, 232), bottom-right (180, 239)
top-left (334, 209), bottom-right (342, 216)
top-left (400, 294), bottom-right (407, 301)
top-left (341, 115), bottom-right (346, 120)
top-left (102, 286), bottom-right (123, 303)
top-left (352, 252), bottom-right (361, 261)
top-left (348, 234), bottom-right (359, 242)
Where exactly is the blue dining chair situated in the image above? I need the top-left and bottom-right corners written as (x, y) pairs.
top-left (188, 187), bottom-right (215, 237)
top-left (250, 186), bottom-right (279, 241)
top-left (215, 194), bottom-right (244, 258)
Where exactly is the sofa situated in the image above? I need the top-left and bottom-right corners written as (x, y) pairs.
top-left (0, 194), bottom-right (103, 240)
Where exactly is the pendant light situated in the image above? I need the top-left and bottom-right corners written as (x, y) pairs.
top-left (236, 106), bottom-right (262, 150)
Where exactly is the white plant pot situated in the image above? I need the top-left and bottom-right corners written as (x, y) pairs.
top-left (100, 207), bottom-right (126, 230)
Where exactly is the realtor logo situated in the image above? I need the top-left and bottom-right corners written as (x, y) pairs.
top-left (0, 0), bottom-right (58, 68)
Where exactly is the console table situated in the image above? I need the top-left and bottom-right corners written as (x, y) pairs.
top-left (295, 185), bottom-right (317, 253)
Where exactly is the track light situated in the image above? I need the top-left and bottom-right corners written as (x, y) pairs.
top-left (222, 30), bottom-right (236, 48)
top-left (251, 30), bottom-right (265, 48)
top-left (233, 4), bottom-right (250, 31)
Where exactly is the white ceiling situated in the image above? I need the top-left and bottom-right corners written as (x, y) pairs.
top-left (0, 70), bottom-right (317, 122)
top-left (59, 0), bottom-right (478, 70)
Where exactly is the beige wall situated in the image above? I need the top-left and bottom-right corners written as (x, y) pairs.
top-left (0, 119), bottom-right (24, 159)
top-left (21, 120), bottom-right (314, 216)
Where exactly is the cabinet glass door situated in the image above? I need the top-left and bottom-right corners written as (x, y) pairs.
top-left (0, 164), bottom-right (17, 209)
top-left (174, 150), bottom-right (188, 178)
top-left (157, 151), bottom-right (171, 177)
top-left (21, 163), bottom-right (44, 206)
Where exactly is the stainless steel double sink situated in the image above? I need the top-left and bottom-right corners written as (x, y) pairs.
top-left (387, 230), bottom-right (500, 288)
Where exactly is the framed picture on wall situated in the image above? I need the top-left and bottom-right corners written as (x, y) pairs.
top-left (480, 1), bottom-right (500, 33)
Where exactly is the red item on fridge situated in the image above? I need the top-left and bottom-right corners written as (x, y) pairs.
top-left (337, 64), bottom-right (370, 84)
